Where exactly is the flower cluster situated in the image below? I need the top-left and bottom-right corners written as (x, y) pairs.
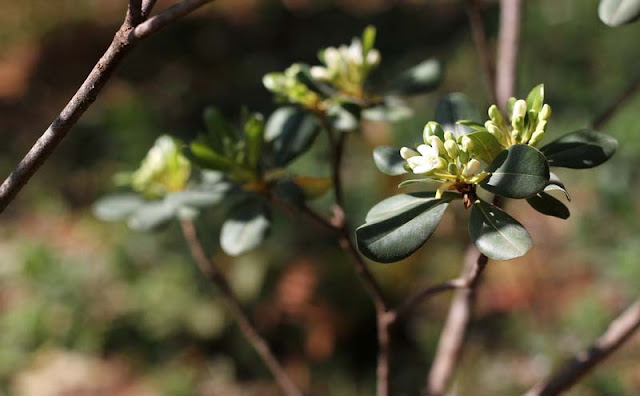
top-left (484, 84), bottom-right (551, 148)
top-left (400, 122), bottom-right (487, 198)
top-left (310, 29), bottom-right (381, 98)
top-left (262, 64), bottom-right (321, 109)
top-left (121, 135), bottom-right (191, 198)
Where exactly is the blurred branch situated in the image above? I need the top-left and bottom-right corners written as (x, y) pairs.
top-left (525, 299), bottom-right (640, 396)
top-left (592, 74), bottom-right (640, 130)
top-left (180, 219), bottom-right (304, 396)
top-left (465, 0), bottom-right (497, 104)
top-left (495, 0), bottom-right (522, 109)
top-left (141, 0), bottom-right (158, 19)
top-left (126, 0), bottom-right (144, 26)
top-left (0, 0), bottom-right (216, 214)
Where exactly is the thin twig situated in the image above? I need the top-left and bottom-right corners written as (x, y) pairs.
top-left (180, 219), bottom-right (303, 396)
top-left (465, 0), bottom-right (497, 104)
top-left (525, 299), bottom-right (640, 396)
top-left (126, 0), bottom-right (144, 27)
top-left (592, 74), bottom-right (640, 130)
top-left (495, 0), bottom-right (522, 109)
top-left (0, 0), bottom-right (216, 214)
top-left (141, 0), bottom-right (158, 19)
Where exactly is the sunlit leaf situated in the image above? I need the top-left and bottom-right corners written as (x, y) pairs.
top-left (540, 129), bottom-right (618, 169)
top-left (481, 145), bottom-right (550, 199)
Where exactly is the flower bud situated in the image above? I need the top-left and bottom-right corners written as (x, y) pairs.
top-left (529, 131), bottom-right (545, 146)
top-left (461, 136), bottom-right (474, 153)
top-left (423, 121), bottom-right (444, 142)
top-left (448, 162), bottom-right (458, 175)
top-left (485, 121), bottom-right (502, 138)
top-left (444, 140), bottom-right (459, 160)
top-left (400, 147), bottom-right (419, 160)
top-left (488, 105), bottom-right (506, 127)
top-left (459, 149), bottom-right (470, 164)
top-left (512, 99), bottom-right (527, 120)
top-left (539, 104), bottom-right (551, 122)
top-left (427, 136), bottom-right (445, 156)
top-left (444, 131), bottom-right (455, 142)
top-left (436, 157), bottom-right (448, 170)
top-left (463, 159), bottom-right (481, 177)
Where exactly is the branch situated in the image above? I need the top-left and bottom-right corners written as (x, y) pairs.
top-left (0, 0), bottom-right (216, 214)
top-left (126, 0), bottom-right (144, 27)
top-left (141, 0), bottom-right (158, 19)
top-left (525, 299), bottom-right (640, 396)
top-left (495, 0), bottom-right (522, 109)
top-left (425, 248), bottom-right (488, 396)
top-left (592, 74), bottom-right (640, 130)
top-left (465, 0), bottom-right (497, 104)
top-left (180, 219), bottom-right (303, 396)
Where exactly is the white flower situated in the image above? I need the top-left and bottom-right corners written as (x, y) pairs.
top-left (310, 66), bottom-right (330, 80)
top-left (463, 159), bottom-right (482, 177)
top-left (404, 144), bottom-right (441, 174)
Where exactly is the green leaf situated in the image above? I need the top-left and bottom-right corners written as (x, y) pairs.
top-left (397, 179), bottom-right (434, 188)
top-left (388, 59), bottom-right (442, 95)
top-left (540, 129), bottom-right (618, 169)
top-left (220, 199), bottom-right (271, 256)
top-left (545, 172), bottom-right (571, 201)
top-left (362, 104), bottom-right (413, 122)
top-left (93, 194), bottom-right (145, 221)
top-left (244, 114), bottom-right (265, 168)
top-left (469, 200), bottom-right (533, 260)
top-left (464, 132), bottom-right (504, 164)
top-left (272, 180), bottom-right (306, 208)
top-left (527, 192), bottom-right (570, 219)
top-left (481, 145), bottom-right (550, 199)
top-left (127, 201), bottom-right (177, 231)
top-left (435, 93), bottom-right (481, 137)
top-left (456, 120), bottom-right (488, 133)
top-left (356, 193), bottom-right (452, 263)
top-left (165, 188), bottom-right (229, 209)
top-left (362, 25), bottom-right (377, 56)
top-left (203, 107), bottom-right (235, 153)
top-left (328, 102), bottom-right (361, 132)
top-left (373, 146), bottom-right (407, 176)
top-left (189, 142), bottom-right (236, 172)
top-left (598, 0), bottom-right (640, 26)
top-left (265, 107), bottom-right (320, 166)
top-left (526, 84), bottom-right (545, 114)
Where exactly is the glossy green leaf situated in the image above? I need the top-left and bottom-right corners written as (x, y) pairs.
top-left (540, 129), bottom-right (618, 169)
top-left (373, 146), bottom-right (407, 176)
top-left (356, 193), bottom-right (452, 263)
top-left (545, 172), bottom-right (571, 201)
top-left (435, 93), bottom-right (481, 137)
top-left (93, 194), bottom-right (145, 221)
top-left (481, 145), bottom-right (550, 199)
top-left (397, 178), bottom-right (434, 188)
top-left (527, 192), bottom-right (570, 219)
top-left (362, 104), bottom-right (413, 122)
top-left (189, 142), bottom-right (236, 172)
top-left (388, 59), bottom-right (442, 95)
top-left (456, 120), bottom-right (488, 133)
top-left (265, 107), bottom-right (320, 166)
top-left (203, 107), bottom-right (235, 153)
top-left (127, 201), bottom-right (177, 231)
top-left (165, 188), bottom-right (229, 209)
top-left (244, 114), bottom-right (265, 168)
top-left (598, 0), bottom-right (640, 26)
top-left (328, 102), bottom-right (361, 132)
top-left (220, 200), bottom-right (271, 256)
top-left (464, 131), bottom-right (504, 164)
top-left (526, 84), bottom-right (545, 114)
top-left (469, 200), bottom-right (533, 260)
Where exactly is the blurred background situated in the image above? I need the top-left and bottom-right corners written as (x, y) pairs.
top-left (1, 0), bottom-right (640, 394)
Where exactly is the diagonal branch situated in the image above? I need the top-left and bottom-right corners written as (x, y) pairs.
top-left (126, 0), bottom-right (144, 27)
top-left (180, 219), bottom-right (303, 396)
top-left (0, 0), bottom-right (217, 214)
top-left (592, 74), bottom-right (640, 130)
top-left (141, 0), bottom-right (158, 19)
top-left (465, 0), bottom-right (497, 104)
top-left (525, 299), bottom-right (640, 396)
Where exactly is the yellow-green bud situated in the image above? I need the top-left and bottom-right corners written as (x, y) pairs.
top-left (444, 140), bottom-right (459, 159)
top-left (512, 99), bottom-right (527, 121)
top-left (459, 149), bottom-right (470, 164)
top-left (444, 131), bottom-right (455, 142)
top-left (448, 162), bottom-right (458, 175)
top-left (488, 105), bottom-right (506, 127)
top-left (539, 104), bottom-right (551, 121)
top-left (427, 136), bottom-right (446, 156)
top-left (485, 121), bottom-right (502, 138)
top-left (536, 120), bottom-right (548, 134)
top-left (529, 130), bottom-right (545, 146)
top-left (461, 136), bottom-right (473, 152)
top-left (463, 159), bottom-right (481, 177)
top-left (423, 121), bottom-right (444, 142)
top-left (436, 157), bottom-right (448, 170)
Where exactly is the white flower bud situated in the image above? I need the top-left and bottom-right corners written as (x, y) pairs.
top-left (310, 66), bottom-right (330, 80)
top-left (512, 99), bottom-right (527, 120)
top-left (463, 159), bottom-right (481, 177)
top-left (461, 136), bottom-right (474, 153)
top-left (427, 136), bottom-right (445, 156)
top-left (539, 104), bottom-right (551, 121)
top-left (488, 105), bottom-right (506, 127)
top-left (444, 140), bottom-right (459, 160)
top-left (444, 131), bottom-right (455, 142)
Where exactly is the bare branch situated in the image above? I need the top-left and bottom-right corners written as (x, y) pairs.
top-left (525, 299), bottom-right (640, 396)
top-left (180, 219), bottom-right (303, 396)
top-left (141, 0), bottom-right (158, 19)
top-left (126, 0), bottom-right (144, 27)
top-left (0, 0), bottom-right (216, 214)
top-left (465, 0), bottom-right (497, 104)
top-left (425, 248), bottom-right (488, 396)
top-left (592, 74), bottom-right (640, 130)
top-left (495, 0), bottom-right (522, 109)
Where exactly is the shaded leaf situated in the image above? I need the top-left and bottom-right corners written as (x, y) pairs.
top-left (220, 200), bottom-right (271, 256)
top-left (128, 201), bottom-right (177, 231)
top-left (388, 59), bottom-right (442, 95)
top-left (189, 142), bottom-right (235, 172)
top-left (244, 114), bottom-right (265, 168)
top-left (435, 93), bottom-right (481, 137)
top-left (265, 107), bottom-right (320, 166)
top-left (464, 132), bottom-right (504, 163)
top-left (373, 146), bottom-right (407, 176)
top-left (526, 84), bottom-right (545, 114)
top-left (165, 188), bottom-right (229, 209)
top-left (540, 129), bottom-right (618, 169)
top-left (328, 102), bottom-right (361, 132)
top-left (481, 145), bottom-right (550, 199)
top-left (545, 172), bottom-right (571, 201)
top-left (527, 192), bottom-right (570, 219)
top-left (598, 0), bottom-right (640, 26)
top-left (362, 104), bottom-right (413, 122)
top-left (93, 194), bottom-right (145, 221)
top-left (356, 193), bottom-right (452, 263)
top-left (469, 200), bottom-right (533, 260)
